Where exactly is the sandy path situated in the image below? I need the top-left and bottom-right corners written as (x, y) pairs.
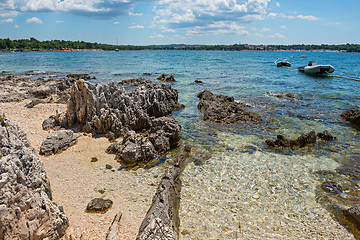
top-left (0, 101), bottom-right (164, 239)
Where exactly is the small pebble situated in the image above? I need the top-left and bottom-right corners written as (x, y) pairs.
top-left (91, 157), bottom-right (98, 162)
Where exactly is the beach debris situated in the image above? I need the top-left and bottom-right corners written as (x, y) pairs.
top-left (197, 90), bottom-right (262, 124)
top-left (341, 109), bottom-right (360, 130)
top-left (86, 198), bottom-right (113, 213)
top-left (0, 118), bottom-right (68, 239)
top-left (106, 213), bottom-right (122, 240)
top-left (136, 145), bottom-right (191, 240)
top-left (39, 130), bottom-right (78, 155)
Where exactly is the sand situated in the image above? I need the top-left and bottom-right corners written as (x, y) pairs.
top-left (0, 100), bottom-right (166, 239)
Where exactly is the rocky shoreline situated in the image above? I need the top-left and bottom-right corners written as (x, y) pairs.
top-left (1, 73), bottom-right (359, 239)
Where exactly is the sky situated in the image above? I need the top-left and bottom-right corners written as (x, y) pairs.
top-left (0, 0), bottom-right (359, 45)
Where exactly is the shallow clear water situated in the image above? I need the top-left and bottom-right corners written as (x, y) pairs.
top-left (1, 50), bottom-right (360, 238)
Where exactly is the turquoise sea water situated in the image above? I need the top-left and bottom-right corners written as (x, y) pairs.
top-left (1, 50), bottom-right (360, 238)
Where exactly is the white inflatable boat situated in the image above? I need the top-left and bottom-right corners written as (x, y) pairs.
top-left (298, 61), bottom-right (335, 75)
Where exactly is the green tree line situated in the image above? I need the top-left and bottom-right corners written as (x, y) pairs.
top-left (0, 38), bottom-right (359, 52)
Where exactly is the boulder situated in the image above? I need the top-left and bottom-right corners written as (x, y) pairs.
top-left (197, 90), bottom-right (262, 124)
top-left (86, 198), bottom-right (113, 213)
top-left (266, 131), bottom-right (316, 149)
top-left (341, 109), bottom-right (360, 130)
top-left (42, 115), bottom-right (57, 130)
top-left (149, 117), bottom-right (182, 152)
top-left (0, 118), bottom-right (68, 239)
top-left (106, 131), bottom-right (155, 165)
top-left (39, 130), bottom-right (78, 155)
top-left (317, 130), bottom-right (336, 141)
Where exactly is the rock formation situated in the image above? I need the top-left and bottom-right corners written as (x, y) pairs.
top-left (341, 109), bottom-right (360, 130)
top-left (266, 130), bottom-right (317, 149)
top-left (0, 118), bottom-right (68, 239)
top-left (136, 145), bottom-right (191, 240)
top-left (53, 80), bottom-right (183, 139)
top-left (197, 90), bottom-right (262, 124)
top-left (39, 130), bottom-right (78, 155)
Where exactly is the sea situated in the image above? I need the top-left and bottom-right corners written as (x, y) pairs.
top-left (1, 50), bottom-right (360, 239)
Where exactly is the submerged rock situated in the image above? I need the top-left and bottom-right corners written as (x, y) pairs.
top-left (266, 131), bottom-right (316, 149)
top-left (197, 90), bottom-right (262, 124)
top-left (86, 198), bottom-right (113, 213)
top-left (39, 130), bottom-right (78, 155)
top-left (317, 130), bottom-right (336, 141)
top-left (0, 118), bottom-right (68, 239)
top-left (341, 109), bottom-right (360, 130)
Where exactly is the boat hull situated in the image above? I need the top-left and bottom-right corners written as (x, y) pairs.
top-left (298, 65), bottom-right (335, 75)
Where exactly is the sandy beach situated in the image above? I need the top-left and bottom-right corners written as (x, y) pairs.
top-left (0, 100), bottom-right (167, 239)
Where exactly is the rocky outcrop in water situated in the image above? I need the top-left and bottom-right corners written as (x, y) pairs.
top-left (53, 80), bottom-right (183, 139)
top-left (136, 145), bottom-right (191, 240)
top-left (39, 130), bottom-right (78, 155)
top-left (149, 117), bottom-right (182, 152)
top-left (0, 118), bottom-right (68, 239)
top-left (265, 130), bottom-right (336, 149)
top-left (341, 109), bottom-right (360, 130)
top-left (197, 90), bottom-right (262, 124)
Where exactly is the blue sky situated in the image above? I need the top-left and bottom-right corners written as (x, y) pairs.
top-left (0, 0), bottom-right (359, 45)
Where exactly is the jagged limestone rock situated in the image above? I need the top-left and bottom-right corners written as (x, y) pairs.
top-left (0, 118), bottom-right (68, 239)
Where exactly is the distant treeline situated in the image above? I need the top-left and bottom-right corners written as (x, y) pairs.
top-left (1, 38), bottom-right (360, 52)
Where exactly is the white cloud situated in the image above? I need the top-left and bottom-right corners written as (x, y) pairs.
top-left (0, 18), bottom-right (13, 23)
top-left (129, 12), bottom-right (143, 16)
top-left (114, 21), bottom-right (120, 24)
top-left (129, 24), bottom-right (144, 29)
top-left (149, 33), bottom-right (164, 38)
top-left (162, 28), bottom-right (175, 32)
top-left (276, 2), bottom-right (280, 7)
top-left (261, 27), bottom-right (271, 32)
top-left (187, 22), bottom-right (249, 36)
top-left (280, 25), bottom-right (287, 29)
top-left (287, 14), bottom-right (319, 21)
top-left (14, 24), bottom-right (20, 28)
top-left (56, 20), bottom-right (64, 23)
top-left (26, 17), bottom-right (43, 24)
top-left (268, 12), bottom-right (277, 18)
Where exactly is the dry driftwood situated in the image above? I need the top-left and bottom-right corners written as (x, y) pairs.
top-left (106, 213), bottom-right (122, 240)
top-left (136, 145), bottom-right (192, 240)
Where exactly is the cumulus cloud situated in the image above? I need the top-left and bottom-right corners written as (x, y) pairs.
top-left (26, 17), bottom-right (43, 24)
top-left (149, 33), bottom-right (164, 38)
top-left (129, 12), bottom-right (143, 16)
top-left (153, 0), bottom-right (270, 36)
top-left (0, 0), bottom-right (150, 19)
top-left (129, 24), bottom-right (144, 29)
top-left (0, 18), bottom-right (13, 23)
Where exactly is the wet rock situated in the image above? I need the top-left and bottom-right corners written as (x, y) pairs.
top-left (137, 145), bottom-right (191, 240)
top-left (39, 130), bottom-right (78, 155)
top-left (0, 118), bottom-right (68, 239)
top-left (148, 117), bottom-right (182, 152)
top-left (266, 131), bottom-right (316, 149)
top-left (66, 74), bottom-right (91, 81)
top-left (25, 99), bottom-right (45, 108)
top-left (165, 75), bottom-right (176, 82)
top-left (86, 198), bottom-right (113, 213)
top-left (106, 131), bottom-right (155, 165)
top-left (321, 181), bottom-right (343, 194)
top-left (197, 90), bottom-right (262, 124)
top-left (157, 73), bottom-right (166, 81)
top-left (42, 115), bottom-right (57, 130)
top-left (341, 109), bottom-right (360, 130)
top-left (194, 80), bottom-right (203, 83)
top-left (344, 205), bottom-right (360, 228)
top-left (317, 130), bottom-right (336, 141)
top-left (55, 80), bottom-right (182, 139)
